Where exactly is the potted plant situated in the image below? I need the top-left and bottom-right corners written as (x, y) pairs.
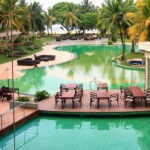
top-left (35, 90), bottom-right (50, 102)
top-left (10, 96), bottom-right (38, 109)
top-left (16, 96), bottom-right (30, 102)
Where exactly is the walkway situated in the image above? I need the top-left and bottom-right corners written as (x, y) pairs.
top-left (0, 39), bottom-right (109, 74)
top-left (0, 101), bottom-right (38, 136)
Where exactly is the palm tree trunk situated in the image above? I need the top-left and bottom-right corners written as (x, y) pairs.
top-left (131, 40), bottom-right (135, 53)
top-left (47, 25), bottom-right (49, 36)
top-left (119, 25), bottom-right (125, 61)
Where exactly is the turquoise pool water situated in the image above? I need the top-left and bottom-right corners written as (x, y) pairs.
top-left (0, 116), bottom-right (150, 150)
top-left (0, 44), bottom-right (145, 95)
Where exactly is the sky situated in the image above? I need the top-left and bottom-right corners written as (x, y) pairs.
top-left (26, 0), bottom-right (103, 10)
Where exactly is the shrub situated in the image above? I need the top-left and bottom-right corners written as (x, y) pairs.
top-left (35, 90), bottom-right (50, 101)
top-left (16, 96), bottom-right (30, 102)
top-left (108, 40), bottom-right (113, 45)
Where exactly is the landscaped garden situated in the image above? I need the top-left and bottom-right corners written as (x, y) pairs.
top-left (1, 0), bottom-right (149, 65)
top-left (1, 0), bottom-right (150, 150)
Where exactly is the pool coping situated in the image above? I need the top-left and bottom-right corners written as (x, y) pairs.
top-left (39, 110), bottom-right (150, 117)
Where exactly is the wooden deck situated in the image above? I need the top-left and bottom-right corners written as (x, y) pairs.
top-left (1, 89), bottom-right (150, 135)
top-left (39, 90), bottom-right (150, 115)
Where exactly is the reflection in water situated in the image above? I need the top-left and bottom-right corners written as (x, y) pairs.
top-left (0, 116), bottom-right (150, 150)
top-left (0, 44), bottom-right (144, 95)
top-left (0, 120), bottom-right (39, 150)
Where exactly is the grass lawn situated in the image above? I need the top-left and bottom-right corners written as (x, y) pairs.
top-left (117, 52), bottom-right (145, 67)
top-left (0, 36), bottom-right (54, 64)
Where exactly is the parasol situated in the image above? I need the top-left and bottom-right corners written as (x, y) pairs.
top-left (0, 67), bottom-right (24, 87)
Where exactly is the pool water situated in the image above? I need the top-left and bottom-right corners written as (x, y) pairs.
top-left (0, 115), bottom-right (150, 150)
top-left (0, 44), bottom-right (145, 95)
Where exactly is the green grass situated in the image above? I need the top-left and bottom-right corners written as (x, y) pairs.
top-left (118, 52), bottom-right (145, 67)
top-left (116, 38), bottom-right (131, 43)
top-left (0, 36), bottom-right (54, 64)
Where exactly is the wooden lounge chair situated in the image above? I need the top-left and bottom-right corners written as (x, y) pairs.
top-left (34, 55), bottom-right (55, 61)
top-left (90, 92), bottom-right (98, 107)
top-left (0, 87), bottom-right (12, 101)
top-left (17, 58), bottom-right (40, 66)
top-left (144, 89), bottom-right (150, 107)
top-left (124, 90), bottom-right (134, 108)
top-left (55, 92), bottom-right (64, 108)
top-left (109, 93), bottom-right (119, 108)
top-left (72, 93), bottom-right (82, 108)
top-left (120, 86), bottom-right (128, 99)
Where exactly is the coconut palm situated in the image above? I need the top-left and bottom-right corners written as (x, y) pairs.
top-left (124, 0), bottom-right (137, 53)
top-left (29, 1), bottom-right (45, 33)
top-left (63, 3), bottom-right (80, 31)
top-left (79, 0), bottom-right (97, 13)
top-left (128, 0), bottom-right (150, 42)
top-left (0, 0), bottom-right (30, 40)
top-left (43, 7), bottom-right (55, 36)
top-left (98, 0), bottom-right (135, 60)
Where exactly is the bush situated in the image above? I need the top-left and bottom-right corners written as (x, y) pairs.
top-left (16, 96), bottom-right (30, 102)
top-left (108, 40), bottom-right (113, 45)
top-left (35, 90), bottom-right (50, 101)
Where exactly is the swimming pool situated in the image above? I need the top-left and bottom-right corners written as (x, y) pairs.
top-left (0, 115), bottom-right (149, 150)
top-left (0, 44), bottom-right (145, 95)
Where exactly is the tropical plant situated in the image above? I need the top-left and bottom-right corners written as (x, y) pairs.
top-left (128, 0), bottom-right (150, 42)
top-left (16, 96), bottom-right (30, 102)
top-left (97, 0), bottom-right (135, 60)
top-left (29, 1), bottom-right (45, 33)
top-left (0, 0), bottom-right (30, 40)
top-left (79, 12), bottom-right (98, 33)
top-left (35, 90), bottom-right (50, 101)
top-left (63, 3), bottom-right (80, 31)
top-left (43, 7), bottom-right (55, 36)
top-left (79, 0), bottom-right (97, 13)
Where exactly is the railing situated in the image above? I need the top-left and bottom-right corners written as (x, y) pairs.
top-left (89, 77), bottom-right (101, 91)
top-left (0, 103), bottom-right (28, 131)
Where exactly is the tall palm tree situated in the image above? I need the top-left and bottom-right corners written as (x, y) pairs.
top-left (63, 3), bottom-right (80, 31)
top-left (125, 0), bottom-right (137, 53)
top-left (0, 0), bottom-right (30, 40)
top-left (128, 0), bottom-right (150, 42)
top-left (43, 7), bottom-right (55, 36)
top-left (98, 0), bottom-right (135, 60)
top-left (29, 1), bottom-right (45, 33)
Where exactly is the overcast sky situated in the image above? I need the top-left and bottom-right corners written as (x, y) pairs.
top-left (26, 0), bottom-right (103, 10)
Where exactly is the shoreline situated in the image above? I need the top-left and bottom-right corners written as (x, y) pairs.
top-left (0, 39), bottom-right (104, 79)
top-left (1, 39), bottom-right (139, 81)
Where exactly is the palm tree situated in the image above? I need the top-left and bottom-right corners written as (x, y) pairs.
top-left (98, 0), bottom-right (135, 60)
top-left (0, 0), bottom-right (30, 40)
top-left (63, 3), bottom-right (80, 31)
top-left (43, 7), bottom-right (55, 36)
top-left (125, 0), bottom-right (137, 53)
top-left (29, 1), bottom-right (45, 33)
top-left (79, 0), bottom-right (96, 13)
top-left (128, 0), bottom-right (150, 42)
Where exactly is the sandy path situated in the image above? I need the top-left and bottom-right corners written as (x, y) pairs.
top-left (0, 39), bottom-right (102, 79)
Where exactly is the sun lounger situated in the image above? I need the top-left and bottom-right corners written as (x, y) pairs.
top-left (34, 55), bottom-right (55, 61)
top-left (17, 58), bottom-right (40, 66)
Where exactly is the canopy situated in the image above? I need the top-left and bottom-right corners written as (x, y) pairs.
top-left (45, 24), bottom-right (68, 35)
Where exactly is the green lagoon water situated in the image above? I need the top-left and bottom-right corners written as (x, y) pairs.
top-left (0, 116), bottom-right (150, 150)
top-left (0, 44), bottom-right (145, 95)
